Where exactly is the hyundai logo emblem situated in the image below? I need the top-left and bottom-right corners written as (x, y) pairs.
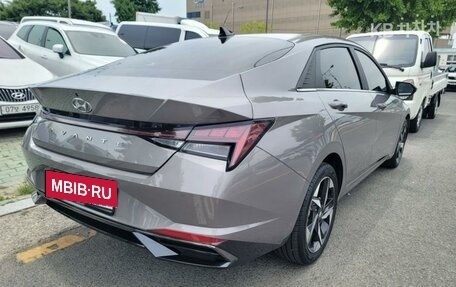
top-left (71, 97), bottom-right (93, 113)
top-left (11, 92), bottom-right (26, 100)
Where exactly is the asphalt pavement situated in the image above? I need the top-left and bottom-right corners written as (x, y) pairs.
top-left (1, 92), bottom-right (455, 286)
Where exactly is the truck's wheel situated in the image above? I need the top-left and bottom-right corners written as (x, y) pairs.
top-left (426, 95), bottom-right (438, 119)
top-left (409, 105), bottom-right (423, 133)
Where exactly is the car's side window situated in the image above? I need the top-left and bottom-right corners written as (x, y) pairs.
top-left (145, 27), bottom-right (181, 49)
top-left (355, 50), bottom-right (388, 92)
top-left (16, 26), bottom-right (32, 41)
top-left (27, 25), bottom-right (46, 46)
top-left (44, 28), bottom-right (69, 54)
top-left (185, 31), bottom-right (202, 40)
top-left (318, 47), bottom-right (361, 90)
top-left (117, 25), bottom-right (148, 50)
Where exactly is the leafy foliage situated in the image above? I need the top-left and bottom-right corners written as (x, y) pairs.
top-left (0, 0), bottom-right (105, 22)
top-left (240, 21), bottom-right (266, 34)
top-left (111, 0), bottom-right (160, 22)
top-left (327, 0), bottom-right (456, 36)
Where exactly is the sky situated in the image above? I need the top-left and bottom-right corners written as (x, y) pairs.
top-left (96, 0), bottom-right (187, 23)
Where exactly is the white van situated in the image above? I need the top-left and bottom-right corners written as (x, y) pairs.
top-left (116, 21), bottom-right (218, 52)
top-left (348, 31), bottom-right (448, 132)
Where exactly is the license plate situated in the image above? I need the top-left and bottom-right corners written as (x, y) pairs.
top-left (45, 171), bottom-right (118, 208)
top-left (0, 104), bottom-right (40, 115)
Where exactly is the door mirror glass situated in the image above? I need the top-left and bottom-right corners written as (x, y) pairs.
top-left (52, 44), bottom-right (65, 58)
top-left (422, 51), bottom-right (437, 68)
top-left (395, 82), bottom-right (417, 100)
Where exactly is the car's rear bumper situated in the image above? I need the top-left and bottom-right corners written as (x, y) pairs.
top-left (31, 190), bottom-right (280, 268)
top-left (23, 121), bottom-right (309, 266)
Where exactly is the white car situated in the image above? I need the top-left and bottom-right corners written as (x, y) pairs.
top-left (0, 37), bottom-right (54, 129)
top-left (9, 18), bottom-right (136, 77)
top-left (446, 66), bottom-right (456, 87)
top-left (116, 20), bottom-right (218, 51)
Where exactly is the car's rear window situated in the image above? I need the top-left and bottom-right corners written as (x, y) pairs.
top-left (0, 38), bottom-right (23, 59)
top-left (96, 36), bottom-right (294, 80)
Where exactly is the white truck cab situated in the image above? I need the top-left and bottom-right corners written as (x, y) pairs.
top-left (348, 31), bottom-right (447, 132)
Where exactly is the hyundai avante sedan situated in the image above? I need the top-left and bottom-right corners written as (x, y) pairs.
top-left (23, 33), bottom-right (414, 268)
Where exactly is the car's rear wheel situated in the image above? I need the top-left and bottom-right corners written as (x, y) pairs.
top-left (409, 105), bottom-right (423, 133)
top-left (382, 119), bottom-right (408, 169)
top-left (276, 163), bottom-right (338, 265)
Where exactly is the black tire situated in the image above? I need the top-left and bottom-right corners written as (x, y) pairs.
top-left (409, 105), bottom-right (423, 133)
top-left (276, 163), bottom-right (338, 265)
top-left (426, 95), bottom-right (438, 119)
top-left (382, 119), bottom-right (408, 169)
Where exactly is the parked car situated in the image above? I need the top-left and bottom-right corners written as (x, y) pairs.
top-left (348, 31), bottom-right (447, 132)
top-left (0, 21), bottom-right (18, 39)
top-left (445, 65), bottom-right (456, 88)
top-left (116, 21), bottom-right (218, 51)
top-left (24, 34), bottom-right (413, 267)
top-left (0, 37), bottom-right (54, 129)
top-left (9, 19), bottom-right (136, 77)
top-left (20, 16), bottom-right (113, 32)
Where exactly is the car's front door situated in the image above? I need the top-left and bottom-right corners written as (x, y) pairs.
top-left (353, 49), bottom-right (403, 161)
top-left (41, 28), bottom-right (77, 76)
top-left (315, 47), bottom-right (378, 185)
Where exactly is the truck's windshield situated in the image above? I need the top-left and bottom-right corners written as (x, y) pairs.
top-left (350, 35), bottom-right (419, 67)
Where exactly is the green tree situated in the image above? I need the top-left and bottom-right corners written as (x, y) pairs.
top-left (240, 21), bottom-right (266, 34)
top-left (0, 0), bottom-right (105, 22)
top-left (111, 0), bottom-right (160, 22)
top-left (327, 0), bottom-right (456, 36)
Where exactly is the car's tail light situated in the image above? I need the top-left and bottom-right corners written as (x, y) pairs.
top-left (153, 229), bottom-right (225, 245)
top-left (181, 120), bottom-right (273, 170)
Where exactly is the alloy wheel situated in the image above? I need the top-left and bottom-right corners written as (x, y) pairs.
top-left (306, 176), bottom-right (336, 253)
top-left (395, 121), bottom-right (408, 162)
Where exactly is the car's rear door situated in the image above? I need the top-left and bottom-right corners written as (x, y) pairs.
top-left (20, 25), bottom-right (47, 65)
top-left (352, 48), bottom-right (403, 161)
top-left (310, 46), bottom-right (377, 185)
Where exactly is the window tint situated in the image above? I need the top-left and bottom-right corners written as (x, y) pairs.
top-left (44, 28), bottom-right (68, 53)
top-left (185, 31), bottom-right (202, 40)
top-left (16, 25), bottom-right (32, 41)
top-left (0, 38), bottom-right (23, 59)
top-left (96, 36), bottom-right (294, 81)
top-left (117, 25), bottom-right (147, 49)
top-left (66, 31), bottom-right (136, 57)
top-left (27, 25), bottom-right (46, 46)
top-left (356, 50), bottom-right (388, 92)
top-left (145, 27), bottom-right (181, 49)
top-left (319, 48), bottom-right (361, 89)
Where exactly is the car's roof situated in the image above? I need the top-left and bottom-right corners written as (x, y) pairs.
top-left (19, 20), bottom-right (116, 34)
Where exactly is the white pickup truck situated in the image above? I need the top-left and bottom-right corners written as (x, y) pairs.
top-left (348, 31), bottom-right (448, 132)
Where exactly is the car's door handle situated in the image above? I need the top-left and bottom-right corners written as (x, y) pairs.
top-left (41, 55), bottom-right (48, 59)
top-left (329, 100), bottom-right (348, 111)
top-left (377, 103), bottom-right (387, 110)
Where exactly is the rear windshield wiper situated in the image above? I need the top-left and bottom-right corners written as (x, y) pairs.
top-left (379, 63), bottom-right (405, 72)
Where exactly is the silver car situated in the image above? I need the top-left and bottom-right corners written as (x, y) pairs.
top-left (23, 34), bottom-right (413, 268)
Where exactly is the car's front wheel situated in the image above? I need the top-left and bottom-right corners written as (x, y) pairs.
top-left (409, 105), bottom-right (423, 133)
top-left (382, 119), bottom-right (408, 168)
top-left (276, 163), bottom-right (338, 265)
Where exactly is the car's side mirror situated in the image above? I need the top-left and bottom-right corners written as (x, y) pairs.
top-left (52, 44), bottom-right (65, 59)
top-left (395, 81), bottom-right (417, 100)
top-left (421, 51), bottom-right (437, 68)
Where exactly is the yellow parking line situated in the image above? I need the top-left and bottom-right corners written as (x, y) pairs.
top-left (16, 230), bottom-right (96, 264)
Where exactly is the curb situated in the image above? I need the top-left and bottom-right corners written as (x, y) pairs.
top-left (0, 197), bottom-right (35, 217)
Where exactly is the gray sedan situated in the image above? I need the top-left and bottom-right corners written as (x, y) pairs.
top-left (23, 33), bottom-right (413, 268)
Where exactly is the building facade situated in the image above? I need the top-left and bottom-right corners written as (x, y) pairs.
top-left (186, 0), bottom-right (343, 36)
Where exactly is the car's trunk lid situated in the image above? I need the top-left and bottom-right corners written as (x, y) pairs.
top-left (31, 73), bottom-right (252, 174)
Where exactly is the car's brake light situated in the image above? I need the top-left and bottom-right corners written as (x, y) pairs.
top-left (182, 120), bottom-right (273, 170)
top-left (153, 229), bottom-right (225, 245)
